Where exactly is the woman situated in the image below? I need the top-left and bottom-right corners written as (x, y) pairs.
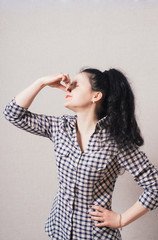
top-left (3, 68), bottom-right (158, 239)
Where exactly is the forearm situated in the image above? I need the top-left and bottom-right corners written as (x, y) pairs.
top-left (121, 200), bottom-right (149, 227)
top-left (15, 78), bottom-right (45, 109)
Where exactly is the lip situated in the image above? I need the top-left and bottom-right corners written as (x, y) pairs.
top-left (66, 95), bottom-right (72, 98)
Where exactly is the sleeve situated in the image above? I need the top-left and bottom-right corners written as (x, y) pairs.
top-left (117, 144), bottom-right (158, 211)
top-left (3, 97), bottom-right (62, 141)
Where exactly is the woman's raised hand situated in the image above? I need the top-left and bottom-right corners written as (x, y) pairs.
top-left (39, 73), bottom-right (71, 92)
top-left (15, 73), bottom-right (71, 108)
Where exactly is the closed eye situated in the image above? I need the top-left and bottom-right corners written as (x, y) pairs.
top-left (71, 82), bottom-right (79, 87)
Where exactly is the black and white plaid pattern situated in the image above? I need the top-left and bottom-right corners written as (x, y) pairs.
top-left (4, 98), bottom-right (158, 240)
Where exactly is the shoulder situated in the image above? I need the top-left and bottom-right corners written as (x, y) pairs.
top-left (55, 114), bottom-right (77, 126)
top-left (61, 114), bottom-right (77, 120)
top-left (49, 114), bottom-right (77, 133)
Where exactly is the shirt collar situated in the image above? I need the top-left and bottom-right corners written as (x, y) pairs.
top-left (69, 115), bottom-right (77, 129)
top-left (95, 115), bottom-right (107, 130)
top-left (68, 115), bottom-right (107, 130)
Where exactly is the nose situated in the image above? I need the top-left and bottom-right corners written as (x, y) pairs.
top-left (67, 85), bottom-right (72, 92)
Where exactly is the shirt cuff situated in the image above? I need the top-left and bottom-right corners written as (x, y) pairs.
top-left (138, 191), bottom-right (158, 211)
top-left (3, 97), bottom-right (28, 120)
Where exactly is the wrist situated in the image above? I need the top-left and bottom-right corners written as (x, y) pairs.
top-left (35, 78), bottom-right (46, 89)
top-left (120, 212), bottom-right (129, 228)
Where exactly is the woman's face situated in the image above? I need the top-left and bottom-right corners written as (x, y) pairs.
top-left (64, 72), bottom-right (95, 112)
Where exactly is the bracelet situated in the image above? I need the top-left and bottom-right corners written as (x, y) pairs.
top-left (119, 214), bottom-right (122, 230)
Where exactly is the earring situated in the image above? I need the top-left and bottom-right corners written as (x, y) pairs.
top-left (92, 100), bottom-right (95, 103)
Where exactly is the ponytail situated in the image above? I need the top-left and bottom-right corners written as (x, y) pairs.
top-left (80, 67), bottom-right (144, 147)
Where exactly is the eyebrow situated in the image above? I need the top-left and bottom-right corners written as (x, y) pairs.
top-left (72, 80), bottom-right (79, 84)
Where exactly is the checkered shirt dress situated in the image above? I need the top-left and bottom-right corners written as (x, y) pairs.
top-left (3, 98), bottom-right (158, 240)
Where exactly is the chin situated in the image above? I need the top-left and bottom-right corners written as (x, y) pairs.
top-left (64, 103), bottom-right (74, 111)
top-left (64, 102), bottom-right (70, 109)
top-left (64, 102), bottom-right (68, 107)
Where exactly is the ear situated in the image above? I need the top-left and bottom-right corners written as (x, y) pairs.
top-left (93, 91), bottom-right (103, 102)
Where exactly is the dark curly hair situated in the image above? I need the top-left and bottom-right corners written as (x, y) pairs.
top-left (80, 67), bottom-right (144, 147)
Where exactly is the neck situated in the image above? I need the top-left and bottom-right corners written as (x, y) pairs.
top-left (76, 110), bottom-right (98, 135)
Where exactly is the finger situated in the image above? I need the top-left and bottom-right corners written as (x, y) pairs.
top-left (91, 205), bottom-right (105, 213)
top-left (90, 216), bottom-right (104, 221)
top-left (89, 211), bottom-right (102, 217)
top-left (66, 84), bottom-right (71, 91)
top-left (58, 84), bottom-right (67, 92)
top-left (94, 222), bottom-right (106, 227)
top-left (66, 73), bottom-right (71, 82)
top-left (62, 74), bottom-right (71, 84)
top-left (65, 75), bottom-right (71, 91)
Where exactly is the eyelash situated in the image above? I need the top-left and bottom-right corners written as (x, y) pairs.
top-left (71, 83), bottom-right (79, 87)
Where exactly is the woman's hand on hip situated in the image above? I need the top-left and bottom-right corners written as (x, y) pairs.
top-left (38, 73), bottom-right (71, 92)
top-left (89, 205), bottom-right (120, 229)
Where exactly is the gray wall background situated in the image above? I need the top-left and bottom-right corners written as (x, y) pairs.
top-left (0, 1), bottom-right (158, 240)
